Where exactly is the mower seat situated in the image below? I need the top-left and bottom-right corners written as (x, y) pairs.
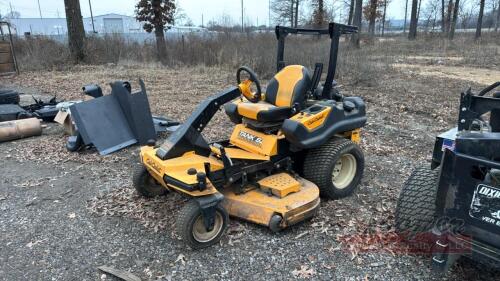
top-left (226, 65), bottom-right (311, 123)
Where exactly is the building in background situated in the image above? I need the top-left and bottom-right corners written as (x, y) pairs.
top-left (8, 13), bottom-right (143, 35)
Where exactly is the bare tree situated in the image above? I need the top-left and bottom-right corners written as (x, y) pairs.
top-left (312, 0), bottom-right (327, 28)
top-left (445, 0), bottom-right (452, 32)
top-left (136, 0), bottom-right (176, 64)
top-left (496, 0), bottom-right (500, 32)
top-left (381, 0), bottom-right (389, 36)
top-left (64, 0), bottom-right (85, 62)
top-left (348, 0), bottom-right (355, 25)
top-left (365, 0), bottom-right (379, 35)
top-left (351, 0), bottom-right (363, 47)
top-left (475, 0), bottom-right (485, 39)
top-left (408, 0), bottom-right (419, 39)
top-left (271, 0), bottom-right (296, 26)
top-left (404, 0), bottom-right (409, 32)
top-left (441, 0), bottom-right (445, 31)
top-left (448, 0), bottom-right (459, 39)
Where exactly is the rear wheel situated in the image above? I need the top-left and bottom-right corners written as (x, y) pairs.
top-left (303, 137), bottom-right (364, 199)
top-left (177, 200), bottom-right (229, 249)
top-left (395, 166), bottom-right (439, 236)
top-left (133, 165), bottom-right (166, 197)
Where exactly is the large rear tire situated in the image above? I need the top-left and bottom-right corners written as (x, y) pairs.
top-left (177, 200), bottom-right (229, 249)
top-left (303, 137), bottom-right (364, 199)
top-left (395, 166), bottom-right (439, 236)
top-left (133, 165), bottom-right (167, 197)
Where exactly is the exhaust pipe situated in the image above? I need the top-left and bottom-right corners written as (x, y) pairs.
top-left (0, 118), bottom-right (42, 142)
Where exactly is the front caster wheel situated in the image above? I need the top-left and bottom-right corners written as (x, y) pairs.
top-left (133, 165), bottom-right (167, 197)
top-left (177, 200), bottom-right (229, 249)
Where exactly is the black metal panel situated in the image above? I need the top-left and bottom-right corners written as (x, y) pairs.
top-left (436, 150), bottom-right (500, 249)
top-left (458, 85), bottom-right (500, 131)
top-left (156, 87), bottom-right (240, 160)
top-left (70, 95), bottom-right (137, 155)
top-left (111, 80), bottom-right (156, 145)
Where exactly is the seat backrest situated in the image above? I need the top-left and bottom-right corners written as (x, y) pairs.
top-left (265, 65), bottom-right (312, 107)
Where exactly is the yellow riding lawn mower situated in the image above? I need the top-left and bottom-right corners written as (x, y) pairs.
top-left (134, 23), bottom-right (367, 249)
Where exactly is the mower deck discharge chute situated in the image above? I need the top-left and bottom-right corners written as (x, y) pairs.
top-left (134, 22), bottom-right (367, 249)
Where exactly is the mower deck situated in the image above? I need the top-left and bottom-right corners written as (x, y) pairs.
top-left (221, 176), bottom-right (320, 229)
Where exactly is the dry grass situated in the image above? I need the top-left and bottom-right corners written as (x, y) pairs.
top-left (13, 32), bottom-right (495, 88)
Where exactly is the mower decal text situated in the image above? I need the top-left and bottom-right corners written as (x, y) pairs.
top-left (469, 184), bottom-right (500, 228)
top-left (305, 111), bottom-right (327, 128)
top-left (237, 131), bottom-right (263, 147)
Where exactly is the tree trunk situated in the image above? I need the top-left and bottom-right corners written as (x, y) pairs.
top-left (448, 0), bottom-right (459, 39)
top-left (441, 0), bottom-right (445, 32)
top-left (316, 0), bottom-right (325, 28)
top-left (417, 0), bottom-right (422, 20)
top-left (348, 0), bottom-right (355, 25)
top-left (495, 0), bottom-right (500, 32)
top-left (381, 0), bottom-right (387, 36)
top-left (408, 0), bottom-right (419, 39)
top-left (475, 0), bottom-right (485, 39)
top-left (351, 0), bottom-right (363, 48)
top-left (404, 0), bottom-right (408, 33)
top-left (295, 0), bottom-right (299, 28)
top-left (64, 0), bottom-right (85, 63)
top-left (290, 0), bottom-right (294, 27)
top-left (445, 0), bottom-right (452, 33)
top-left (368, 0), bottom-right (377, 35)
top-left (155, 27), bottom-right (167, 64)
top-left (152, 0), bottom-right (167, 64)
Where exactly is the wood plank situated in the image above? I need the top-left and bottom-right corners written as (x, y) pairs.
top-left (0, 43), bottom-right (10, 53)
top-left (0, 62), bottom-right (15, 73)
top-left (0, 52), bottom-right (12, 63)
top-left (97, 266), bottom-right (141, 281)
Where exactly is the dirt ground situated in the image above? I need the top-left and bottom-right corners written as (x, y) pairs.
top-left (1, 57), bottom-right (499, 280)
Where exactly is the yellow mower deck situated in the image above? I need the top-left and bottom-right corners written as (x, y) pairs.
top-left (221, 176), bottom-right (319, 228)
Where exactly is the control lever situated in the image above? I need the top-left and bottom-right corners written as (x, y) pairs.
top-left (197, 172), bottom-right (207, 191)
top-left (213, 143), bottom-right (233, 168)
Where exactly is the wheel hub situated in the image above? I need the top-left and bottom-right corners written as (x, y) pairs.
top-left (332, 153), bottom-right (357, 189)
top-left (192, 212), bottom-right (224, 243)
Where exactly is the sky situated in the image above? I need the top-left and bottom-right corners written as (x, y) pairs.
top-left (0, 0), bottom-right (416, 25)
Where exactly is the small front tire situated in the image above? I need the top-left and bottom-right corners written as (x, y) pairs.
top-left (177, 200), bottom-right (229, 249)
top-left (133, 165), bottom-right (167, 197)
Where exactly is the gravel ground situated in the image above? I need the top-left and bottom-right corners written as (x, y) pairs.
top-left (0, 62), bottom-right (499, 280)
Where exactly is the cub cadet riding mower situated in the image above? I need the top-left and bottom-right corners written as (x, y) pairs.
top-left (396, 82), bottom-right (500, 271)
top-left (134, 23), bottom-right (367, 249)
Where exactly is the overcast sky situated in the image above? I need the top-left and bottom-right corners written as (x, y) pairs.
top-left (0, 0), bottom-right (433, 25)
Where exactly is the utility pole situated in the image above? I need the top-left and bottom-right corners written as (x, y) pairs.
top-left (37, 0), bottom-right (43, 19)
top-left (89, 0), bottom-right (96, 33)
top-left (241, 0), bottom-right (244, 32)
top-left (202, 13), bottom-right (204, 28)
top-left (9, 2), bottom-right (13, 17)
top-left (268, 0), bottom-right (271, 27)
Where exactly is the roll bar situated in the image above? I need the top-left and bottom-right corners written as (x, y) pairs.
top-left (274, 22), bottom-right (358, 99)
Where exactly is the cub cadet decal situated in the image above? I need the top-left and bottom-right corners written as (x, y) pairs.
top-left (469, 184), bottom-right (500, 227)
top-left (145, 157), bottom-right (162, 173)
top-left (305, 111), bottom-right (327, 127)
top-left (238, 130), bottom-right (263, 147)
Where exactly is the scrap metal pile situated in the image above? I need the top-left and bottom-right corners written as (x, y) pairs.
top-left (0, 80), bottom-right (179, 155)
